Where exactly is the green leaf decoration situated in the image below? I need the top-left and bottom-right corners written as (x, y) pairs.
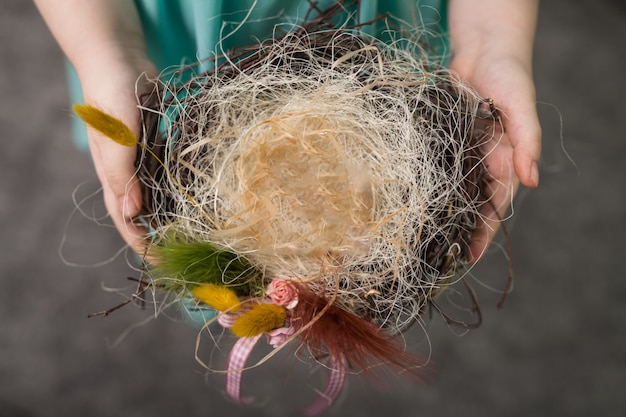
top-left (150, 234), bottom-right (262, 296)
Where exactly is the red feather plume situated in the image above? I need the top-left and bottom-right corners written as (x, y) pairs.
top-left (292, 284), bottom-right (430, 380)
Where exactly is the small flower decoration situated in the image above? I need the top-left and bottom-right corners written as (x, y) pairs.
top-left (266, 279), bottom-right (298, 309)
top-left (266, 325), bottom-right (296, 348)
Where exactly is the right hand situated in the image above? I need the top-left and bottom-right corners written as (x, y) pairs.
top-left (79, 57), bottom-right (157, 254)
top-left (34, 0), bottom-right (157, 254)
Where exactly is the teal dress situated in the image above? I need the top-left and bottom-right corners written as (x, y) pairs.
top-left (68, 0), bottom-right (447, 149)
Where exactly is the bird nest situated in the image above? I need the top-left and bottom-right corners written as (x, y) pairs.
top-left (137, 27), bottom-right (496, 327)
top-left (104, 3), bottom-right (505, 414)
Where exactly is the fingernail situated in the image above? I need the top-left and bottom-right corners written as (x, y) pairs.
top-left (530, 161), bottom-right (539, 187)
top-left (119, 194), bottom-right (139, 217)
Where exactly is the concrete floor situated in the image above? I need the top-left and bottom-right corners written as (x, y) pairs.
top-left (1, 1), bottom-right (624, 416)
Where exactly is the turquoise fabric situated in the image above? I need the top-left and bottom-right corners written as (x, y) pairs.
top-left (65, 1), bottom-right (448, 326)
top-left (68, 0), bottom-right (447, 149)
top-left (134, 0), bottom-right (448, 72)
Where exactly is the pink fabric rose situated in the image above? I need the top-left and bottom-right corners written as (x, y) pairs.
top-left (266, 325), bottom-right (296, 348)
top-left (266, 279), bottom-right (298, 309)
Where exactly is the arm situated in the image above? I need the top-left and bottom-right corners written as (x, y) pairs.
top-left (447, 0), bottom-right (542, 260)
top-left (34, 0), bottom-right (156, 253)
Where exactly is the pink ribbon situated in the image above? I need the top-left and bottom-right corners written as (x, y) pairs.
top-left (225, 334), bottom-right (263, 404)
top-left (223, 325), bottom-right (294, 404)
top-left (302, 354), bottom-right (347, 417)
top-left (219, 310), bottom-right (347, 414)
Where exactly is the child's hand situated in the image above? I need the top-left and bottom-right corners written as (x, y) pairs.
top-left (451, 55), bottom-right (541, 261)
top-left (80, 60), bottom-right (157, 254)
top-left (34, 0), bottom-right (155, 253)
top-left (448, 0), bottom-right (541, 261)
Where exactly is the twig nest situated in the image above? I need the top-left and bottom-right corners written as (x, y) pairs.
top-left (138, 26), bottom-right (496, 333)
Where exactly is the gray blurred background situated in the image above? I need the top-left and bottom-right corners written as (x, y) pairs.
top-left (1, 1), bottom-right (624, 416)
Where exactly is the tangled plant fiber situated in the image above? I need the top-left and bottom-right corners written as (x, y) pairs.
top-left (138, 27), bottom-right (497, 333)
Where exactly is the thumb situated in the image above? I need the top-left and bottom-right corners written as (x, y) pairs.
top-left (87, 117), bottom-right (146, 253)
top-left (509, 106), bottom-right (542, 188)
top-left (498, 77), bottom-right (542, 189)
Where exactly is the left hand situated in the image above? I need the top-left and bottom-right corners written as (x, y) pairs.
top-left (446, 0), bottom-right (542, 261)
top-left (450, 53), bottom-right (542, 261)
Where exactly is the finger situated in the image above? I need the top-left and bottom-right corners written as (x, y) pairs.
top-left (88, 126), bottom-right (147, 253)
top-left (468, 135), bottom-right (519, 262)
top-left (469, 175), bottom-right (519, 262)
top-left (499, 84), bottom-right (542, 188)
top-left (90, 135), bottom-right (142, 216)
top-left (102, 182), bottom-right (147, 253)
top-left (511, 113), bottom-right (542, 189)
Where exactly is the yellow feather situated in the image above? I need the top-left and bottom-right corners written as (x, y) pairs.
top-left (73, 104), bottom-right (137, 146)
top-left (231, 304), bottom-right (286, 338)
top-left (191, 284), bottom-right (241, 312)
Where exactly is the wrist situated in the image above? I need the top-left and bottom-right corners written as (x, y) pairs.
top-left (77, 55), bottom-right (156, 140)
top-left (73, 36), bottom-right (152, 84)
top-left (448, 0), bottom-right (538, 71)
top-left (35, 0), bottom-right (152, 96)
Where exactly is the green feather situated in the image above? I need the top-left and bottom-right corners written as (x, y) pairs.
top-left (150, 235), bottom-right (262, 296)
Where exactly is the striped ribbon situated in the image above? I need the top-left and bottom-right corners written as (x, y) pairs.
top-left (302, 354), bottom-right (347, 417)
top-left (225, 334), bottom-right (263, 404)
top-left (220, 310), bottom-right (347, 414)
